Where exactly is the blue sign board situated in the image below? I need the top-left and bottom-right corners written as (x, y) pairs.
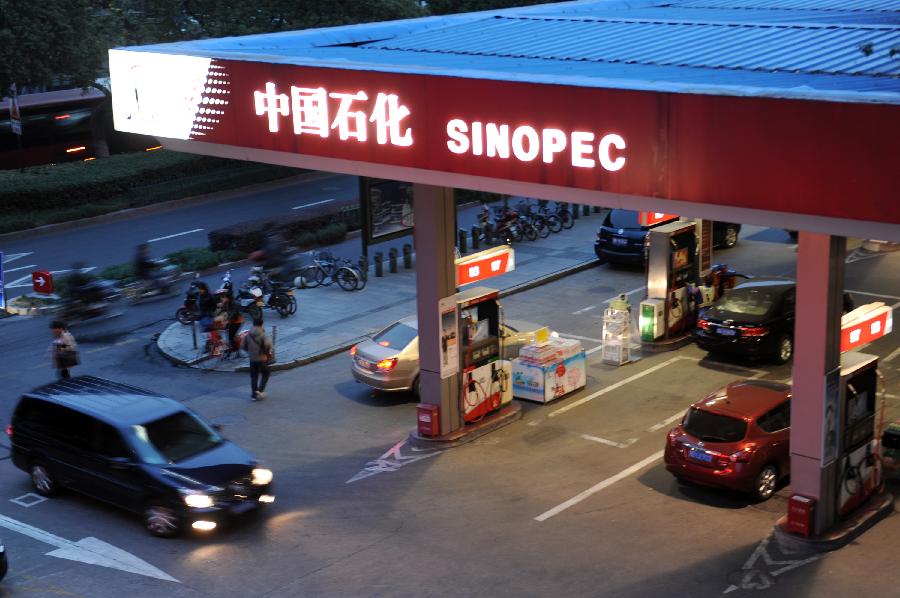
top-left (0, 251), bottom-right (5, 311)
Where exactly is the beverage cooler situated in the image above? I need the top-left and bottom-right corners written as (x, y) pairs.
top-left (511, 338), bottom-right (586, 403)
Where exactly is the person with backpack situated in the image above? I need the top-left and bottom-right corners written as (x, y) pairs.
top-left (246, 317), bottom-right (273, 401)
top-left (49, 320), bottom-right (78, 379)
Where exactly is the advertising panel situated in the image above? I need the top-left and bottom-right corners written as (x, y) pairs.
top-left (360, 177), bottom-right (414, 244)
top-left (439, 295), bottom-right (459, 379)
top-left (455, 246), bottom-right (515, 287)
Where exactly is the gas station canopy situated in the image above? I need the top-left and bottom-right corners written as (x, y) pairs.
top-left (110, 0), bottom-right (900, 239)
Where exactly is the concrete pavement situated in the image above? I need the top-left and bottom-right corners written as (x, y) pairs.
top-left (157, 209), bottom-right (605, 372)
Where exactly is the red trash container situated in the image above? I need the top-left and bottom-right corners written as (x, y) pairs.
top-left (417, 404), bottom-right (440, 438)
top-left (786, 494), bottom-right (816, 537)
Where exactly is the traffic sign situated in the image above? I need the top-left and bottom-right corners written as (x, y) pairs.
top-left (456, 246), bottom-right (514, 286)
top-left (32, 270), bottom-right (54, 294)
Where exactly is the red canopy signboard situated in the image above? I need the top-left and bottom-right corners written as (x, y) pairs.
top-left (456, 246), bottom-right (515, 287)
top-left (840, 303), bottom-right (893, 353)
top-left (639, 212), bottom-right (678, 227)
top-left (109, 50), bottom-right (900, 227)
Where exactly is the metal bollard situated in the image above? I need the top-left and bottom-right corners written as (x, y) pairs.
top-left (192, 320), bottom-right (198, 350)
top-left (358, 255), bottom-right (368, 281)
top-left (374, 251), bottom-right (384, 277)
top-left (582, 204), bottom-right (590, 216)
top-left (458, 229), bottom-right (468, 254)
top-left (572, 203), bottom-right (580, 219)
top-left (593, 205), bottom-right (602, 213)
top-left (402, 243), bottom-right (413, 269)
top-left (484, 222), bottom-right (494, 244)
top-left (471, 225), bottom-right (481, 251)
top-left (389, 247), bottom-right (398, 273)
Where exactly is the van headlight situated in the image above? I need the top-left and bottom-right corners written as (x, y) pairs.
top-left (180, 490), bottom-right (214, 509)
top-left (252, 467), bottom-right (273, 485)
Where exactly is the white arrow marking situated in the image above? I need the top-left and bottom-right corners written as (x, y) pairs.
top-left (1, 252), bottom-right (33, 264)
top-left (0, 514), bottom-right (179, 582)
top-left (723, 536), bottom-right (820, 593)
top-left (346, 440), bottom-right (441, 484)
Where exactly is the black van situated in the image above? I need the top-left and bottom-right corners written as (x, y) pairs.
top-left (7, 376), bottom-right (274, 537)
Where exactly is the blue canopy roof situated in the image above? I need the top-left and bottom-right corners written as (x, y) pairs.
top-left (123, 0), bottom-right (900, 105)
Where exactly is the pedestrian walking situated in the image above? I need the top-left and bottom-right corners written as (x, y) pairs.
top-left (246, 317), bottom-right (273, 401)
top-left (49, 320), bottom-right (78, 379)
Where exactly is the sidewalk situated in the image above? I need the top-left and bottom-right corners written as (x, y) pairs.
top-left (157, 208), bottom-right (605, 372)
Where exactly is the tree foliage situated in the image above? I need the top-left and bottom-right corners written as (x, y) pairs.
top-left (426, 0), bottom-right (549, 16)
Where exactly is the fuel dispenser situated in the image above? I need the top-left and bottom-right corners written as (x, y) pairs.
top-left (640, 221), bottom-right (698, 341)
top-left (455, 287), bottom-right (513, 423)
top-left (835, 352), bottom-right (882, 517)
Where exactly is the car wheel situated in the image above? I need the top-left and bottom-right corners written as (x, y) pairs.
top-left (144, 505), bottom-right (182, 538)
top-left (176, 307), bottom-right (192, 325)
top-left (412, 376), bottom-right (421, 398)
top-left (754, 464), bottom-right (779, 501)
top-left (773, 335), bottom-right (793, 364)
top-left (30, 463), bottom-right (59, 497)
top-left (722, 225), bottom-right (739, 248)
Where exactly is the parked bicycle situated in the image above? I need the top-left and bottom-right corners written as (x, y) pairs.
top-left (515, 200), bottom-right (552, 238)
top-left (297, 251), bottom-right (366, 291)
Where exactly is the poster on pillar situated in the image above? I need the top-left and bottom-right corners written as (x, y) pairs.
top-left (822, 367), bottom-right (840, 467)
top-left (439, 295), bottom-right (459, 379)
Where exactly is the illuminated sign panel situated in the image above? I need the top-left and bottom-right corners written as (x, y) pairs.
top-left (108, 49), bottom-right (900, 226)
top-left (840, 303), bottom-right (893, 353)
top-left (640, 212), bottom-right (678, 227)
top-left (456, 246), bottom-right (515, 286)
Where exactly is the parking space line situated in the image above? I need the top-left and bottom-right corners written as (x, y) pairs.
top-left (647, 411), bottom-right (685, 433)
top-left (571, 305), bottom-right (596, 315)
top-left (602, 286), bottom-right (646, 304)
top-left (548, 356), bottom-right (695, 418)
top-left (534, 450), bottom-right (664, 522)
top-left (884, 347), bottom-right (900, 363)
top-left (558, 333), bottom-right (604, 343)
top-left (585, 345), bottom-right (604, 356)
top-left (578, 434), bottom-right (636, 449)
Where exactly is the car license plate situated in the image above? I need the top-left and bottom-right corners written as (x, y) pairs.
top-left (717, 327), bottom-right (736, 336)
top-left (612, 237), bottom-right (628, 246)
top-left (689, 448), bottom-right (713, 463)
top-left (357, 358), bottom-right (371, 369)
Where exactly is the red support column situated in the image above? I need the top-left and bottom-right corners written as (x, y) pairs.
top-left (413, 184), bottom-right (462, 435)
top-left (790, 232), bottom-right (845, 534)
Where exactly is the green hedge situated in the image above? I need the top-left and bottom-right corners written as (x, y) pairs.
top-left (208, 199), bottom-right (357, 253)
top-left (0, 150), bottom-right (301, 234)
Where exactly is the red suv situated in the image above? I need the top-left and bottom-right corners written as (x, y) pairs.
top-left (664, 380), bottom-right (791, 501)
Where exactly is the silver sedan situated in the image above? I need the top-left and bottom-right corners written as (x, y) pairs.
top-left (350, 316), bottom-right (556, 396)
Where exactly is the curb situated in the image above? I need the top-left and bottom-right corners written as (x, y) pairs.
top-left (773, 490), bottom-right (894, 553)
top-left (408, 402), bottom-right (522, 450)
top-left (156, 258), bottom-right (601, 372)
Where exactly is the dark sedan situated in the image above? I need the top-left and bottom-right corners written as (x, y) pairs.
top-left (694, 278), bottom-right (795, 364)
top-left (594, 210), bottom-right (741, 265)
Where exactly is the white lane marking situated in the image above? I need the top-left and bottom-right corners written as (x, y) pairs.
top-left (578, 434), bottom-right (637, 449)
top-left (3, 263), bottom-right (37, 273)
top-left (603, 286), bottom-right (646, 304)
top-left (10, 493), bottom-right (46, 508)
top-left (585, 345), bottom-right (604, 356)
top-left (722, 536), bottom-right (821, 594)
top-left (1, 252), bottom-right (33, 264)
top-left (845, 289), bottom-right (900, 301)
top-left (292, 198), bottom-right (335, 210)
top-left (534, 450), bottom-right (664, 522)
top-left (883, 347), bottom-right (900, 363)
top-left (147, 228), bottom-right (203, 243)
top-left (0, 513), bottom-right (179, 582)
top-left (346, 439), bottom-right (441, 484)
top-left (558, 333), bottom-right (604, 343)
top-left (548, 356), bottom-right (695, 418)
top-left (571, 305), bottom-right (596, 315)
top-left (5, 267), bottom-right (96, 289)
top-left (647, 411), bottom-right (685, 433)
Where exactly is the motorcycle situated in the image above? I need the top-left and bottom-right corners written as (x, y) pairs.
top-left (122, 258), bottom-right (181, 303)
top-left (240, 268), bottom-right (296, 318)
top-left (175, 274), bottom-right (202, 325)
top-left (58, 279), bottom-right (121, 322)
top-left (478, 204), bottom-right (537, 243)
top-left (220, 270), bottom-right (264, 321)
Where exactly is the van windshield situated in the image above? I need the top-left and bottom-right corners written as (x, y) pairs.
top-left (130, 411), bottom-right (222, 464)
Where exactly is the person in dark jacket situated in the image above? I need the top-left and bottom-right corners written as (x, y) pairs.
top-left (245, 317), bottom-right (273, 401)
top-left (215, 292), bottom-right (244, 355)
top-left (196, 282), bottom-right (218, 332)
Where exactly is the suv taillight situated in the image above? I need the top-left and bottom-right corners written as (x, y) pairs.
top-left (376, 357), bottom-right (398, 371)
top-left (6, 424), bottom-right (12, 437)
top-left (739, 326), bottom-right (769, 337)
top-left (730, 445), bottom-right (756, 463)
top-left (697, 319), bottom-right (711, 331)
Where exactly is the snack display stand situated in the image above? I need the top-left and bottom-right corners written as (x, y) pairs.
top-left (511, 338), bottom-right (586, 403)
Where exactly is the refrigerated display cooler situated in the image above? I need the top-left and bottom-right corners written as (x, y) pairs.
top-left (511, 338), bottom-right (586, 403)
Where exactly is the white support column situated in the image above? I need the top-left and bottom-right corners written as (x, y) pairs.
top-left (413, 184), bottom-right (462, 434)
top-left (790, 232), bottom-right (845, 534)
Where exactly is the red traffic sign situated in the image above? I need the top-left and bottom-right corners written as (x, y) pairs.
top-left (639, 212), bottom-right (678, 227)
top-left (840, 303), bottom-right (892, 353)
top-left (456, 246), bottom-right (515, 286)
top-left (32, 270), bottom-right (54, 294)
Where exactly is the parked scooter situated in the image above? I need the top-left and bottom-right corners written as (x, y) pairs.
top-left (478, 203), bottom-right (536, 243)
top-left (220, 270), bottom-right (264, 321)
top-left (239, 268), bottom-right (296, 318)
top-left (175, 273), bottom-right (203, 325)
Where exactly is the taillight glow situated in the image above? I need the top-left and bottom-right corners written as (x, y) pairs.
top-left (65, 146), bottom-right (86, 153)
top-left (376, 357), bottom-right (398, 371)
top-left (739, 326), bottom-right (769, 337)
top-left (697, 319), bottom-right (711, 331)
top-left (6, 425), bottom-right (12, 437)
top-left (378, 340), bottom-right (390, 347)
top-left (145, 145), bottom-right (163, 151)
top-left (730, 445), bottom-right (756, 463)
top-left (54, 113), bottom-right (71, 120)
top-left (350, 345), bottom-right (357, 356)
